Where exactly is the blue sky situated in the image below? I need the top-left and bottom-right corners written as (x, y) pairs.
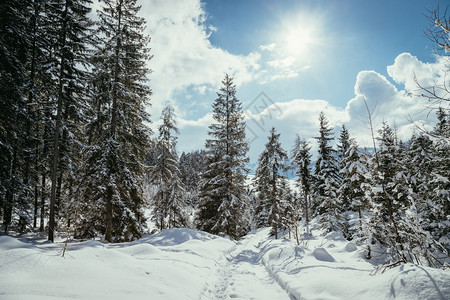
top-left (136, 0), bottom-right (446, 163)
top-left (204, 0), bottom-right (436, 107)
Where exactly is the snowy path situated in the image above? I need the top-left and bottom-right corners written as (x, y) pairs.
top-left (200, 230), bottom-right (292, 300)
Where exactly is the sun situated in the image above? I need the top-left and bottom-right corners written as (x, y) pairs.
top-left (278, 13), bottom-right (324, 59)
top-left (284, 27), bottom-right (315, 56)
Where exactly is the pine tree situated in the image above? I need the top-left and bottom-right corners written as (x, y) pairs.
top-left (407, 133), bottom-right (447, 254)
top-left (22, 0), bottom-right (62, 232)
top-left (338, 142), bottom-right (370, 239)
top-left (0, 0), bottom-right (31, 232)
top-left (197, 74), bottom-right (249, 239)
top-left (279, 178), bottom-right (298, 239)
top-left (254, 127), bottom-right (289, 238)
top-left (433, 107), bottom-right (448, 138)
top-left (179, 150), bottom-right (204, 220)
top-left (148, 105), bottom-right (186, 230)
top-left (45, 0), bottom-right (93, 242)
top-left (368, 122), bottom-right (444, 266)
top-left (313, 112), bottom-right (342, 233)
top-left (78, 0), bottom-right (152, 242)
top-left (368, 122), bottom-right (404, 260)
top-left (429, 109), bottom-right (450, 251)
top-left (179, 150), bottom-right (205, 193)
top-left (291, 136), bottom-right (313, 227)
top-left (25, 0), bottom-right (49, 230)
top-left (336, 125), bottom-right (351, 208)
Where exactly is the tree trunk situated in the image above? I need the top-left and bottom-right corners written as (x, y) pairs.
top-left (105, 187), bottom-right (113, 242)
top-left (103, 0), bottom-right (122, 242)
top-left (272, 166), bottom-right (278, 239)
top-left (54, 172), bottom-right (63, 230)
top-left (40, 173), bottom-right (45, 231)
top-left (33, 184), bottom-right (38, 228)
top-left (358, 207), bottom-right (363, 234)
top-left (3, 146), bottom-right (18, 233)
top-left (48, 0), bottom-right (68, 242)
top-left (304, 190), bottom-right (309, 225)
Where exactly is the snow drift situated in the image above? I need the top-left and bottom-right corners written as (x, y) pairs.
top-left (0, 227), bottom-right (449, 299)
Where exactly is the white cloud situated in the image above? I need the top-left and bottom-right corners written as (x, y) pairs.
top-left (345, 55), bottom-right (446, 147)
top-left (267, 56), bottom-right (296, 69)
top-left (138, 0), bottom-right (317, 122)
top-left (260, 43), bottom-right (277, 51)
top-left (140, 0), bottom-right (262, 119)
top-left (387, 53), bottom-right (438, 92)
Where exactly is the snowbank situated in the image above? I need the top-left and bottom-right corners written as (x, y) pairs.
top-left (0, 227), bottom-right (449, 299)
top-left (0, 229), bottom-right (235, 300)
top-left (256, 228), bottom-right (450, 300)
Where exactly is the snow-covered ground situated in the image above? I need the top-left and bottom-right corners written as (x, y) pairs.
top-left (1, 224), bottom-right (449, 300)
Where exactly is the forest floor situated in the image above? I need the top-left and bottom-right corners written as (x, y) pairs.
top-left (0, 222), bottom-right (449, 299)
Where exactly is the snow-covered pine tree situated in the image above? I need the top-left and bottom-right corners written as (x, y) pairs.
top-left (24, 0), bottom-right (54, 230)
top-left (179, 150), bottom-right (205, 221)
top-left (23, 0), bottom-right (66, 231)
top-left (429, 109), bottom-right (450, 251)
top-left (433, 107), bottom-right (448, 138)
top-left (179, 150), bottom-right (205, 193)
top-left (197, 74), bottom-right (249, 239)
top-left (291, 135), bottom-right (313, 227)
top-left (79, 0), bottom-right (151, 242)
top-left (368, 122), bottom-right (444, 266)
top-left (336, 125), bottom-right (351, 209)
top-left (148, 105), bottom-right (186, 230)
top-left (313, 112), bottom-right (342, 233)
top-left (45, 0), bottom-right (93, 242)
top-left (368, 122), bottom-right (405, 261)
top-left (254, 127), bottom-right (289, 238)
top-left (406, 133), bottom-right (449, 257)
top-left (279, 178), bottom-right (298, 239)
top-left (0, 0), bottom-right (31, 232)
top-left (337, 141), bottom-right (370, 240)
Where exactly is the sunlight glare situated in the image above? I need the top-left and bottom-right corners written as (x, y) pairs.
top-left (285, 27), bottom-right (314, 56)
top-left (280, 13), bottom-right (324, 59)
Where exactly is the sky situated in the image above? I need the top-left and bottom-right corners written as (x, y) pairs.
top-left (133, 0), bottom-right (447, 164)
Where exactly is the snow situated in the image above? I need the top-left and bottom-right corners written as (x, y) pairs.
top-left (1, 224), bottom-right (449, 300)
top-left (312, 247), bottom-right (335, 262)
top-left (344, 242), bottom-right (358, 252)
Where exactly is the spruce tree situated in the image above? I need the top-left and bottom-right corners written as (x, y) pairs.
top-left (197, 74), bottom-right (249, 239)
top-left (254, 127), bottom-right (289, 238)
top-left (46, 0), bottom-right (93, 242)
top-left (338, 142), bottom-right (370, 239)
top-left (279, 178), bottom-right (298, 239)
top-left (313, 112), bottom-right (342, 233)
top-left (179, 150), bottom-right (204, 216)
top-left (429, 109), bottom-right (450, 251)
top-left (179, 150), bottom-right (205, 193)
top-left (0, 0), bottom-right (31, 232)
top-left (368, 122), bottom-right (404, 260)
top-left (336, 125), bottom-right (351, 207)
top-left (368, 122), bottom-right (444, 266)
top-left (291, 136), bottom-right (313, 227)
top-left (433, 107), bottom-right (448, 138)
top-left (79, 0), bottom-right (152, 242)
top-left (148, 105), bottom-right (186, 230)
